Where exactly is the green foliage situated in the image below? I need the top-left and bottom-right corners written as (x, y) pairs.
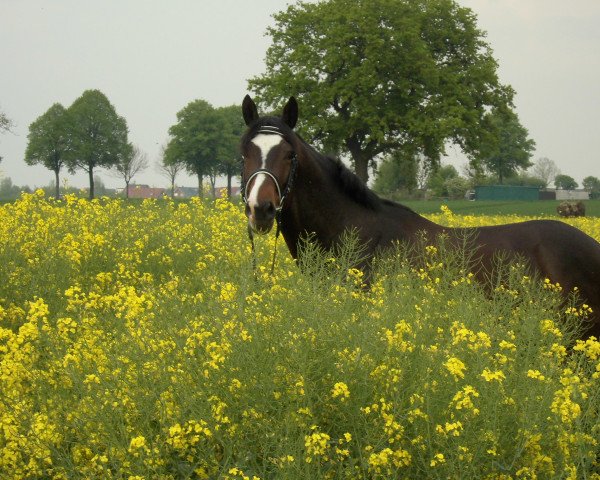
top-left (214, 104), bottom-right (246, 196)
top-left (1, 195), bottom-right (599, 477)
top-left (428, 164), bottom-right (459, 198)
top-left (477, 107), bottom-right (536, 184)
top-left (67, 90), bottom-right (130, 199)
top-left (249, 0), bottom-right (514, 183)
top-left (166, 99), bottom-right (239, 196)
top-left (0, 177), bottom-right (30, 201)
top-left (582, 175), bottom-right (600, 199)
top-left (24, 103), bottom-right (70, 198)
top-left (554, 174), bottom-right (578, 190)
top-left (372, 151), bottom-right (418, 195)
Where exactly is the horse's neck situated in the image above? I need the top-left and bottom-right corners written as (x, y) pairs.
top-left (280, 159), bottom-right (338, 258)
top-left (278, 148), bottom-right (445, 258)
top-left (278, 149), bottom-right (396, 257)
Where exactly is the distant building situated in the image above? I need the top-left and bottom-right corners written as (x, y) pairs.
top-left (127, 184), bottom-right (166, 199)
top-left (555, 189), bottom-right (589, 201)
top-left (173, 186), bottom-right (199, 198)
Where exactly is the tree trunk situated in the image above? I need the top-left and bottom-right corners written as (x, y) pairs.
top-left (88, 167), bottom-right (95, 199)
top-left (346, 137), bottom-right (370, 184)
top-left (54, 169), bottom-right (60, 199)
top-left (171, 179), bottom-right (175, 198)
top-left (227, 173), bottom-right (232, 198)
top-left (125, 181), bottom-right (130, 198)
top-left (197, 173), bottom-right (203, 197)
top-left (209, 175), bottom-right (216, 198)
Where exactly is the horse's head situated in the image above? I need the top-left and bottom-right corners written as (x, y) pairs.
top-left (241, 95), bottom-right (298, 234)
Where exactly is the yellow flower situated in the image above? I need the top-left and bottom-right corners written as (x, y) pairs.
top-left (331, 381), bottom-right (350, 401)
top-left (481, 368), bottom-right (506, 383)
top-left (444, 357), bottom-right (466, 380)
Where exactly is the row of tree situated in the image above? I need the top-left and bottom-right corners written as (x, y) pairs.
top-left (25, 90), bottom-right (131, 198)
top-left (11, 0), bottom-right (597, 201)
top-left (373, 153), bottom-right (600, 200)
top-left (23, 90), bottom-right (244, 199)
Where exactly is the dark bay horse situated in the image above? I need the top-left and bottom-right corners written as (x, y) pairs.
top-left (240, 95), bottom-right (600, 338)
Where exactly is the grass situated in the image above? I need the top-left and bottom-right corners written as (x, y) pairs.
top-left (0, 192), bottom-right (599, 478)
top-left (399, 199), bottom-right (600, 216)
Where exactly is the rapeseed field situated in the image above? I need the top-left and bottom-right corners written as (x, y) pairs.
top-left (0, 191), bottom-right (598, 479)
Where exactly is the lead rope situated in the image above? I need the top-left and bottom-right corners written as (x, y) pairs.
top-left (242, 131), bottom-right (297, 278)
top-left (246, 212), bottom-right (282, 278)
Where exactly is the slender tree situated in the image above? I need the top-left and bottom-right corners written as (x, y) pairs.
top-left (67, 90), bottom-right (130, 199)
top-left (531, 157), bottom-right (559, 189)
top-left (113, 144), bottom-right (148, 198)
top-left (249, 0), bottom-right (514, 183)
top-left (157, 145), bottom-right (184, 198)
top-left (0, 108), bottom-right (12, 134)
top-left (24, 103), bottom-right (70, 198)
top-left (0, 107), bottom-right (13, 163)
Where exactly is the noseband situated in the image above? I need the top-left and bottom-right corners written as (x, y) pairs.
top-left (241, 126), bottom-right (299, 275)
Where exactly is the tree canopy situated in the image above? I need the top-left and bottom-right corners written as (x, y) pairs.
top-left (531, 157), bottom-right (559, 189)
top-left (554, 174), bottom-right (578, 190)
top-left (215, 104), bottom-right (246, 197)
top-left (166, 100), bottom-right (242, 196)
top-left (25, 103), bottom-right (71, 198)
top-left (477, 107), bottom-right (535, 184)
top-left (582, 176), bottom-right (600, 198)
top-left (67, 90), bottom-right (130, 199)
top-left (248, 0), bottom-right (515, 183)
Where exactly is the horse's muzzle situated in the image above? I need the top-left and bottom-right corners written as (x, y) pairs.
top-left (246, 202), bottom-right (275, 234)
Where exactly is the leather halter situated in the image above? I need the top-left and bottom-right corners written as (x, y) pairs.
top-left (241, 126), bottom-right (298, 275)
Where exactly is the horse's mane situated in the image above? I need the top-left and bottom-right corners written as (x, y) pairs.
top-left (242, 117), bottom-right (416, 214)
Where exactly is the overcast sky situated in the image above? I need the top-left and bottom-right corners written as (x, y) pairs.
top-left (1, 0), bottom-right (599, 190)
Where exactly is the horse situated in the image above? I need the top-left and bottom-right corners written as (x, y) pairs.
top-left (240, 95), bottom-right (600, 339)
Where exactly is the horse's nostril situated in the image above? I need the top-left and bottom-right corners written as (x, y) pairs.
top-left (255, 201), bottom-right (276, 220)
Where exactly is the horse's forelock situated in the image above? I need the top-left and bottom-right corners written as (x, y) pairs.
top-left (242, 117), bottom-right (295, 149)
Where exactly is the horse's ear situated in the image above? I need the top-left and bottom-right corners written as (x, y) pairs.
top-left (282, 96), bottom-right (298, 129)
top-left (242, 95), bottom-right (259, 126)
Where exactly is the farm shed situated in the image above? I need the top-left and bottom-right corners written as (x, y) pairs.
top-left (474, 185), bottom-right (540, 201)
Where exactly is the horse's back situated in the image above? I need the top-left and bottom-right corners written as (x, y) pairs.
top-left (476, 219), bottom-right (600, 337)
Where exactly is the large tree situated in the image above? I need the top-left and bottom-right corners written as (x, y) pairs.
top-left (24, 103), bottom-right (70, 198)
top-left (248, 0), bottom-right (514, 183)
top-left (67, 90), bottom-right (130, 199)
top-left (477, 107), bottom-right (535, 184)
top-left (165, 99), bottom-right (224, 196)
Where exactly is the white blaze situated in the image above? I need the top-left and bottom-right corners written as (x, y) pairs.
top-left (247, 134), bottom-right (283, 210)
